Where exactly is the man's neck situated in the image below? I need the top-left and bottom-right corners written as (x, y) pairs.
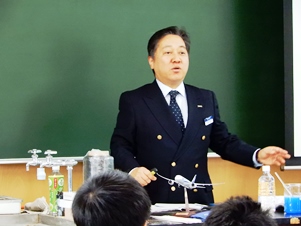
top-left (156, 79), bottom-right (184, 90)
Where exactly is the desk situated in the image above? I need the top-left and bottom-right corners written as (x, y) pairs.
top-left (274, 212), bottom-right (301, 226)
top-left (148, 213), bottom-right (301, 225)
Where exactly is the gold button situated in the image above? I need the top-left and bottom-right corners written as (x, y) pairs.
top-left (157, 135), bottom-right (162, 140)
top-left (195, 163), bottom-right (199, 168)
top-left (171, 186), bottom-right (176, 191)
top-left (171, 162), bottom-right (176, 167)
top-left (202, 135), bottom-right (206, 140)
top-left (193, 189), bottom-right (198, 192)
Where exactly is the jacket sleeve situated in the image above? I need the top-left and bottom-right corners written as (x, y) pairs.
top-left (209, 91), bottom-right (258, 168)
top-left (110, 92), bottom-right (140, 172)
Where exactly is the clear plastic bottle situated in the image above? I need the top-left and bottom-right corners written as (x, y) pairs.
top-left (83, 149), bottom-right (114, 181)
top-left (258, 165), bottom-right (276, 213)
top-left (48, 165), bottom-right (64, 216)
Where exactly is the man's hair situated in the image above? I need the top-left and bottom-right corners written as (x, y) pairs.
top-left (147, 26), bottom-right (190, 58)
top-left (72, 170), bottom-right (151, 226)
top-left (203, 195), bottom-right (277, 226)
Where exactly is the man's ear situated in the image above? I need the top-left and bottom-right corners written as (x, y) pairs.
top-left (144, 221), bottom-right (148, 226)
top-left (148, 56), bottom-right (154, 69)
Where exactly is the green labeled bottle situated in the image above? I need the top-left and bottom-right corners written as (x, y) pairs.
top-left (48, 165), bottom-right (64, 216)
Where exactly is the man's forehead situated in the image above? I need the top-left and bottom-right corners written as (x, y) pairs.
top-left (158, 35), bottom-right (186, 48)
top-left (161, 44), bottom-right (187, 49)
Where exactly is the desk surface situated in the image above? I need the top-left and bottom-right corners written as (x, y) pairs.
top-left (149, 212), bottom-right (301, 226)
top-left (274, 212), bottom-right (301, 225)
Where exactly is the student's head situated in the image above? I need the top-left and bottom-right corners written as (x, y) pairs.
top-left (203, 195), bottom-right (277, 226)
top-left (147, 26), bottom-right (190, 88)
top-left (72, 170), bottom-right (151, 226)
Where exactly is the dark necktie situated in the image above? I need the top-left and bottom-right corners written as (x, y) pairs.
top-left (169, 90), bottom-right (185, 134)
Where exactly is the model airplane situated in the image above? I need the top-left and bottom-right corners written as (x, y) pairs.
top-left (151, 168), bottom-right (223, 214)
top-left (151, 168), bottom-right (222, 190)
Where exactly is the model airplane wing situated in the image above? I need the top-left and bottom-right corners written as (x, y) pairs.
top-left (174, 175), bottom-right (216, 189)
top-left (150, 168), bottom-right (224, 190)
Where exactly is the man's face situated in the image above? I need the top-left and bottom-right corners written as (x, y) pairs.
top-left (148, 34), bottom-right (189, 88)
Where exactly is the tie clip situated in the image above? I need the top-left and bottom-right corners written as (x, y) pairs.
top-left (197, 105), bottom-right (203, 108)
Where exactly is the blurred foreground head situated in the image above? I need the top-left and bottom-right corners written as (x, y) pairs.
top-left (72, 169), bottom-right (151, 226)
top-left (203, 195), bottom-right (277, 226)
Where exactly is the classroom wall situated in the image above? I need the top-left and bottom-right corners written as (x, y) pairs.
top-left (0, 0), bottom-right (290, 207)
top-left (0, 158), bottom-right (298, 206)
top-left (0, 0), bottom-right (285, 159)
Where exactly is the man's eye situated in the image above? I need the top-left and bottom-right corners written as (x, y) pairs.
top-left (180, 51), bottom-right (186, 55)
top-left (164, 52), bottom-right (171, 54)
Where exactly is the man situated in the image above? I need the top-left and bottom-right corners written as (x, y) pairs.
top-left (110, 26), bottom-right (290, 205)
top-left (72, 170), bottom-right (151, 226)
top-left (203, 195), bottom-right (278, 226)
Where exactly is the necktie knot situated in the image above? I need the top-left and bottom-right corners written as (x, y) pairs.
top-left (169, 90), bottom-right (179, 99)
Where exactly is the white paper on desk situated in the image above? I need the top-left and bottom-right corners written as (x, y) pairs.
top-left (151, 203), bottom-right (207, 213)
top-left (151, 215), bottom-right (203, 223)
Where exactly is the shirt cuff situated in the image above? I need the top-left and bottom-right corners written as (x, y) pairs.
top-left (128, 167), bottom-right (137, 175)
top-left (253, 148), bottom-right (263, 168)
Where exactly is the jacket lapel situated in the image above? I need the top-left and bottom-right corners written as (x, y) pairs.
top-left (143, 81), bottom-right (183, 145)
top-left (174, 85), bottom-right (205, 160)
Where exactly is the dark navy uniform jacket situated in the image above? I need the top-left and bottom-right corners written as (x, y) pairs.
top-left (110, 80), bottom-right (258, 205)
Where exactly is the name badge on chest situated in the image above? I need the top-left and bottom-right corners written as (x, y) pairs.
top-left (204, 116), bottom-right (213, 126)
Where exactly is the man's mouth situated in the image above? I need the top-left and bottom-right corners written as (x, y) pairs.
top-left (172, 67), bottom-right (181, 72)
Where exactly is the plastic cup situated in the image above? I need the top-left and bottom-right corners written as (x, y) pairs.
top-left (284, 183), bottom-right (301, 214)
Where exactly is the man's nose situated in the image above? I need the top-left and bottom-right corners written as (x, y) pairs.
top-left (171, 53), bottom-right (181, 62)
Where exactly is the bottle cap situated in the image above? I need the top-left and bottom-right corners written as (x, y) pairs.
top-left (262, 165), bottom-right (270, 172)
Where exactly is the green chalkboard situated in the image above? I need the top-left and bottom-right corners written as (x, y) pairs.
top-left (0, 1), bottom-right (285, 159)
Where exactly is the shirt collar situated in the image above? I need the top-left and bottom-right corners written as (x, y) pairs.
top-left (156, 79), bottom-right (186, 98)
